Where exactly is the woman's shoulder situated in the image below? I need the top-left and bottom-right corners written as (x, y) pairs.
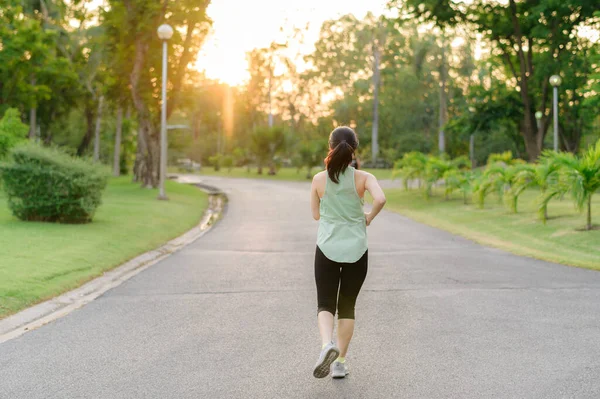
top-left (312, 170), bottom-right (327, 184)
top-left (354, 169), bottom-right (373, 180)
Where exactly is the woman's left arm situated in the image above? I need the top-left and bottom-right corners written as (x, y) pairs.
top-left (310, 175), bottom-right (321, 220)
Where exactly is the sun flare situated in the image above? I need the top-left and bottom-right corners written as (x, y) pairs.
top-left (194, 0), bottom-right (388, 86)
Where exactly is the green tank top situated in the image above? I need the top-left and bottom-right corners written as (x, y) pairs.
top-left (317, 166), bottom-right (367, 263)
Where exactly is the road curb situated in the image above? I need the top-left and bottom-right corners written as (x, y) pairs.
top-left (0, 182), bottom-right (226, 344)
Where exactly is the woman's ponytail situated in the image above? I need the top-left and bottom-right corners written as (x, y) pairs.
top-left (324, 127), bottom-right (358, 184)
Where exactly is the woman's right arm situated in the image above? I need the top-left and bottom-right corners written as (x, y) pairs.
top-left (310, 174), bottom-right (321, 221)
top-left (365, 173), bottom-right (386, 226)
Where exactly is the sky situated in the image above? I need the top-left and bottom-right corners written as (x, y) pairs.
top-left (195, 0), bottom-right (389, 86)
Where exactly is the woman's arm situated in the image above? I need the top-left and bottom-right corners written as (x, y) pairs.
top-left (310, 175), bottom-right (321, 220)
top-left (365, 173), bottom-right (386, 226)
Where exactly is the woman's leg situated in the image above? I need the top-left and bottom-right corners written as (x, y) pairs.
top-left (314, 246), bottom-right (341, 346)
top-left (337, 319), bottom-right (355, 357)
top-left (337, 250), bottom-right (368, 357)
top-left (318, 311), bottom-right (335, 346)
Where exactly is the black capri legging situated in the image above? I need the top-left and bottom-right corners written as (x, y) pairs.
top-left (315, 246), bottom-right (368, 320)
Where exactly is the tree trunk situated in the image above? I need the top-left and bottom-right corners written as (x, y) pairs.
top-left (507, 0), bottom-right (541, 161)
top-left (371, 40), bottom-right (380, 165)
top-left (438, 36), bottom-right (447, 154)
top-left (469, 134), bottom-right (475, 168)
top-left (133, 125), bottom-right (144, 182)
top-left (28, 76), bottom-right (37, 140)
top-left (29, 108), bottom-right (37, 140)
top-left (133, 116), bottom-right (158, 188)
top-left (93, 95), bottom-right (104, 162)
top-left (129, 36), bottom-right (162, 187)
top-left (522, 119), bottom-right (540, 161)
top-left (113, 106), bottom-right (123, 176)
top-left (268, 65), bottom-right (273, 128)
top-left (77, 106), bottom-right (95, 156)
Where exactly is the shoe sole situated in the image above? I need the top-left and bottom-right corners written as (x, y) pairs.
top-left (313, 347), bottom-right (340, 378)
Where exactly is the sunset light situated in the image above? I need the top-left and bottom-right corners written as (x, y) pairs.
top-left (195, 0), bottom-right (388, 86)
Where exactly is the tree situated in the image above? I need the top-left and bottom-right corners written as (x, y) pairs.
top-left (250, 126), bottom-right (286, 175)
top-left (298, 139), bottom-right (327, 179)
top-left (103, 0), bottom-right (211, 187)
top-left (0, 108), bottom-right (28, 158)
top-left (0, 1), bottom-right (79, 141)
top-left (392, 0), bottom-right (599, 160)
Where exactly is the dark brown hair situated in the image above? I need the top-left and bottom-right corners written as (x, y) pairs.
top-left (325, 126), bottom-right (358, 184)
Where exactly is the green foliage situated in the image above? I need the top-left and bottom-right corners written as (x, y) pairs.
top-left (208, 154), bottom-right (222, 171)
top-left (232, 147), bottom-right (250, 167)
top-left (444, 169), bottom-right (477, 204)
top-left (0, 143), bottom-right (108, 223)
top-left (475, 163), bottom-right (526, 209)
top-left (424, 156), bottom-right (452, 198)
top-left (297, 139), bottom-right (327, 179)
top-left (549, 141), bottom-right (600, 230)
top-left (487, 151), bottom-right (525, 166)
top-left (510, 154), bottom-right (562, 218)
top-left (222, 155), bottom-right (234, 172)
top-left (392, 151), bottom-right (428, 190)
top-left (0, 108), bottom-right (28, 158)
top-left (394, 0), bottom-right (599, 160)
top-left (250, 126), bottom-right (286, 175)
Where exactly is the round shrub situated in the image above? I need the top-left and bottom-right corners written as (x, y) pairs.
top-left (0, 143), bottom-right (108, 223)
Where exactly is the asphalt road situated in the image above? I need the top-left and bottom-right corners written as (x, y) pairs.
top-left (1, 176), bottom-right (600, 399)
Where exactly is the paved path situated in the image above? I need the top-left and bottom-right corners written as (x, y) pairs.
top-left (1, 176), bottom-right (600, 398)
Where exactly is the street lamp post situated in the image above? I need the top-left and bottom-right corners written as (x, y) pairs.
top-left (549, 75), bottom-right (562, 152)
top-left (157, 23), bottom-right (173, 200)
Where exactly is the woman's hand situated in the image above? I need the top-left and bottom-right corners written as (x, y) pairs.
top-left (365, 212), bottom-right (372, 226)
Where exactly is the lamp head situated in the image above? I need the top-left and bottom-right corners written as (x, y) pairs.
top-left (157, 24), bottom-right (174, 40)
top-left (549, 75), bottom-right (562, 87)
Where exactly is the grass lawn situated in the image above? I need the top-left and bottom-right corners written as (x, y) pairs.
top-left (172, 166), bottom-right (394, 181)
top-left (384, 187), bottom-right (600, 270)
top-left (0, 177), bottom-right (207, 319)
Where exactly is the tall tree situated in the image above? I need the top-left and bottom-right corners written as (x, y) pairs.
top-left (103, 0), bottom-right (211, 187)
top-left (391, 0), bottom-right (599, 160)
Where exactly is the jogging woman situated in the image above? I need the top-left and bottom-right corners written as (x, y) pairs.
top-left (310, 126), bottom-right (387, 379)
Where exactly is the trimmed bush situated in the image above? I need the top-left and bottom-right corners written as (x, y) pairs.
top-left (0, 143), bottom-right (108, 223)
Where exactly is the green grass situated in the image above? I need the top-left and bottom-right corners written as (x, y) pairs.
top-left (0, 177), bottom-right (208, 319)
top-left (172, 166), bottom-right (394, 181)
top-left (384, 187), bottom-right (600, 270)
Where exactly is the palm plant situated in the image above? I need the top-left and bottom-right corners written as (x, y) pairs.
top-left (548, 141), bottom-right (600, 230)
top-left (392, 151), bottom-right (427, 190)
top-left (472, 174), bottom-right (493, 208)
top-left (298, 139), bottom-right (327, 179)
top-left (501, 164), bottom-right (549, 213)
top-left (509, 153), bottom-right (561, 217)
top-left (250, 126), bottom-right (286, 175)
top-left (444, 169), bottom-right (477, 204)
top-left (474, 164), bottom-right (515, 208)
top-left (424, 155), bottom-right (469, 198)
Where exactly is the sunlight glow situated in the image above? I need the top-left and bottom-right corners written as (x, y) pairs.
top-left (195, 0), bottom-right (388, 86)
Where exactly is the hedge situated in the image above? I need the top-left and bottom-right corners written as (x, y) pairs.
top-left (0, 143), bottom-right (108, 223)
